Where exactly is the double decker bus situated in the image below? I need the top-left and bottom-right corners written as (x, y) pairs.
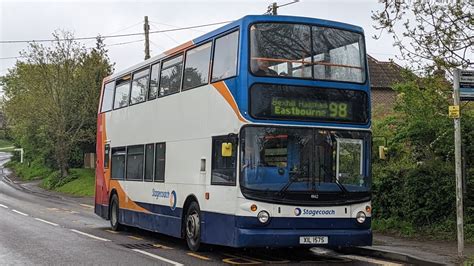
top-left (95, 15), bottom-right (372, 251)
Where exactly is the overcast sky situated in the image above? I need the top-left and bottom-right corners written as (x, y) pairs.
top-left (0, 0), bottom-right (400, 77)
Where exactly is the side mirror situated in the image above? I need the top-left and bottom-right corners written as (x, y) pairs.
top-left (379, 146), bottom-right (388, 160)
top-left (221, 142), bottom-right (232, 157)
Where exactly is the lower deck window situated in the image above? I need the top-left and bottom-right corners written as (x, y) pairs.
top-left (155, 143), bottom-right (166, 182)
top-left (126, 145), bottom-right (144, 180)
top-left (111, 147), bottom-right (126, 180)
top-left (144, 144), bottom-right (155, 182)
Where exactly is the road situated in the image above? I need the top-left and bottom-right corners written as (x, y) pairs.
top-left (0, 153), bottom-right (402, 265)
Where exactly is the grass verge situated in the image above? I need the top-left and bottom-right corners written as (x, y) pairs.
top-left (373, 217), bottom-right (474, 244)
top-left (6, 160), bottom-right (52, 181)
top-left (54, 168), bottom-right (95, 197)
top-left (0, 139), bottom-right (13, 148)
top-left (7, 160), bottom-right (95, 197)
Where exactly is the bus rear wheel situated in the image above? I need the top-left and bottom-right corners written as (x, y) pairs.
top-left (110, 194), bottom-right (123, 231)
top-left (185, 201), bottom-right (201, 251)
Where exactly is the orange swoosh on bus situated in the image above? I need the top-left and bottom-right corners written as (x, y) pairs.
top-left (110, 180), bottom-right (151, 213)
top-left (212, 81), bottom-right (248, 123)
top-left (164, 41), bottom-right (193, 56)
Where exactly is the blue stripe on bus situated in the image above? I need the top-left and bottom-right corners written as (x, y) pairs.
top-left (135, 201), bottom-right (181, 218)
top-left (102, 201), bottom-right (371, 247)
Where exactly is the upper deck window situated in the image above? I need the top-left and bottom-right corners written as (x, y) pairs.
top-left (101, 81), bottom-right (115, 112)
top-left (130, 68), bottom-right (149, 105)
top-left (211, 31), bottom-right (239, 82)
top-left (250, 23), bottom-right (366, 83)
top-left (160, 54), bottom-right (183, 97)
top-left (113, 76), bottom-right (131, 109)
top-left (149, 63), bottom-right (160, 100)
top-left (183, 42), bottom-right (212, 90)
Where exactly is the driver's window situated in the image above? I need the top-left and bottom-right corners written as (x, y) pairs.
top-left (211, 135), bottom-right (237, 186)
top-left (336, 138), bottom-right (363, 186)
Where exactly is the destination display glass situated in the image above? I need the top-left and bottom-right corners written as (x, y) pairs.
top-left (250, 84), bottom-right (368, 124)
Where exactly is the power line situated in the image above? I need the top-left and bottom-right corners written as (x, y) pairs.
top-left (0, 20), bottom-right (232, 44)
top-left (108, 20), bottom-right (144, 35)
top-left (0, 39), bottom-right (145, 60)
top-left (149, 20), bottom-right (206, 33)
top-left (148, 22), bottom-right (180, 44)
top-left (104, 39), bottom-right (144, 47)
top-left (0, 56), bottom-right (25, 60)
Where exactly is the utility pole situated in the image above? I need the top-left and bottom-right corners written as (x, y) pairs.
top-left (452, 69), bottom-right (464, 258)
top-left (271, 2), bottom-right (278, 15)
top-left (266, 0), bottom-right (299, 15)
top-left (144, 16), bottom-right (150, 60)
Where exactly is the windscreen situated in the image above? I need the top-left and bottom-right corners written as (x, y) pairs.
top-left (250, 23), bottom-right (366, 83)
top-left (240, 126), bottom-right (371, 196)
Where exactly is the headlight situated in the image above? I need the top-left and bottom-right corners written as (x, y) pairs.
top-left (356, 211), bottom-right (366, 224)
top-left (257, 210), bottom-right (270, 224)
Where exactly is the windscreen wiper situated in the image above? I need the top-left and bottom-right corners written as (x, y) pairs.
top-left (335, 177), bottom-right (348, 194)
top-left (277, 171), bottom-right (301, 197)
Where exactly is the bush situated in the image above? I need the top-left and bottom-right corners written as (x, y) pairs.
top-left (40, 171), bottom-right (61, 189)
top-left (371, 75), bottom-right (474, 242)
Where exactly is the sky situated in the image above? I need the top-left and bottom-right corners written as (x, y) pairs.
top-left (0, 0), bottom-right (401, 78)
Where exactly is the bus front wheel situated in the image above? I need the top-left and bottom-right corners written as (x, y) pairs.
top-left (185, 201), bottom-right (201, 251)
top-left (110, 194), bottom-right (123, 231)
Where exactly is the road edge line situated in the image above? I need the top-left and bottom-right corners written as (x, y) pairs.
top-left (34, 218), bottom-right (59, 227)
top-left (70, 229), bottom-right (110, 242)
top-left (132, 249), bottom-right (183, 265)
top-left (12, 209), bottom-right (28, 216)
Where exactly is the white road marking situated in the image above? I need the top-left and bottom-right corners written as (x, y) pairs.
top-left (132, 249), bottom-right (184, 265)
top-left (342, 255), bottom-right (403, 266)
top-left (12, 209), bottom-right (28, 216)
top-left (0, 204), bottom-right (8, 209)
top-left (70, 229), bottom-right (110, 242)
top-left (34, 218), bottom-right (59, 227)
top-left (79, 204), bottom-right (94, 209)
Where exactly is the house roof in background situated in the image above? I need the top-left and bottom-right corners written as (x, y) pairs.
top-left (368, 55), bottom-right (404, 89)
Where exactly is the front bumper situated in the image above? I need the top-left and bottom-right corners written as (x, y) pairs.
top-left (233, 228), bottom-right (372, 248)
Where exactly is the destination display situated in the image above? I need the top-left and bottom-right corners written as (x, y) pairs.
top-left (250, 84), bottom-right (368, 124)
top-left (271, 97), bottom-right (351, 120)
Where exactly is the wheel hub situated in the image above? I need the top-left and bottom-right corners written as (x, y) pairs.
top-left (111, 202), bottom-right (117, 225)
top-left (186, 212), bottom-right (200, 240)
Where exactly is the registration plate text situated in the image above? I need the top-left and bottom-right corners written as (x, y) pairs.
top-left (299, 236), bottom-right (328, 244)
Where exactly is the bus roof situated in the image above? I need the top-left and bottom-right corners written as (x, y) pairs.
top-left (106, 15), bottom-right (364, 81)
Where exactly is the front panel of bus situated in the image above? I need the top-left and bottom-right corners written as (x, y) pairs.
top-left (231, 17), bottom-right (372, 248)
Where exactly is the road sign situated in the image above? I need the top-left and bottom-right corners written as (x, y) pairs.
top-left (449, 105), bottom-right (460, 118)
top-left (460, 70), bottom-right (474, 101)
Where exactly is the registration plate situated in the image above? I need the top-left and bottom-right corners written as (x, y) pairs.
top-left (299, 236), bottom-right (328, 244)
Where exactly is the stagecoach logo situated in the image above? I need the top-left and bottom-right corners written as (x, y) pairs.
top-left (169, 190), bottom-right (177, 211)
top-left (294, 208), bottom-right (336, 217)
top-left (152, 189), bottom-right (169, 199)
top-left (294, 208), bottom-right (302, 216)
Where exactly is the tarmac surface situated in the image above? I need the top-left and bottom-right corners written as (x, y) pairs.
top-left (0, 152), bottom-right (472, 265)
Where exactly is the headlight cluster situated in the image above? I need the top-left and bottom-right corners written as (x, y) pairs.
top-left (257, 210), bottom-right (270, 224)
top-left (356, 211), bottom-right (366, 224)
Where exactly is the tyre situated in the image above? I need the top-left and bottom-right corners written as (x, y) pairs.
top-left (110, 194), bottom-right (123, 231)
top-left (185, 201), bottom-right (202, 251)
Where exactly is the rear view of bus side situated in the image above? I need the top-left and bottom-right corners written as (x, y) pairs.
top-left (95, 15), bottom-right (372, 251)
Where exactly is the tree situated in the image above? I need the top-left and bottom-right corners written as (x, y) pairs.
top-left (371, 1), bottom-right (474, 239)
top-left (1, 31), bottom-right (113, 178)
top-left (372, 0), bottom-right (473, 73)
